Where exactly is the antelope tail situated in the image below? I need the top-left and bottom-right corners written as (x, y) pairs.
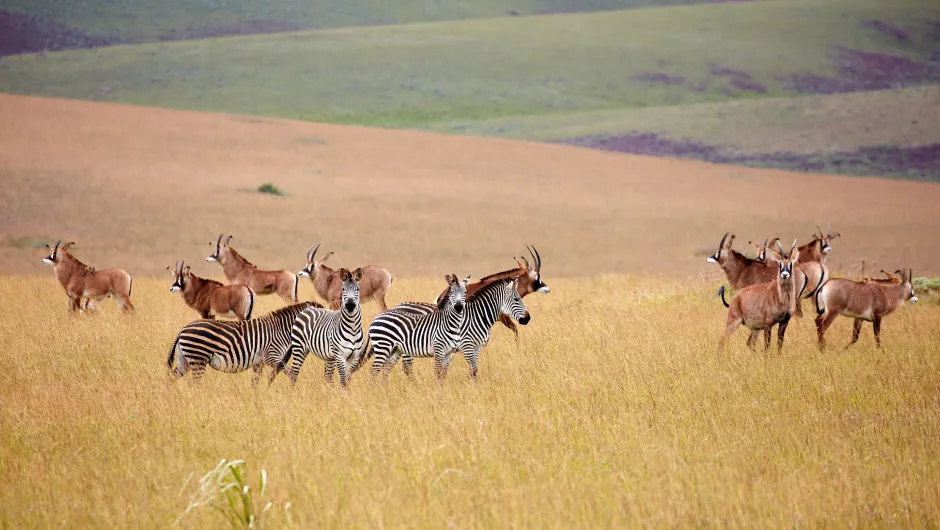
top-left (717, 285), bottom-right (730, 308)
top-left (245, 288), bottom-right (255, 320)
top-left (806, 269), bottom-right (825, 299)
top-left (815, 286), bottom-right (825, 315)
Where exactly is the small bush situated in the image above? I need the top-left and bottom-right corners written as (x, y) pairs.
top-left (177, 459), bottom-right (291, 529)
top-left (256, 183), bottom-right (285, 196)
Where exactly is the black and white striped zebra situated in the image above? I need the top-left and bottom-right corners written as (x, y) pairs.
top-left (368, 274), bottom-right (469, 378)
top-left (276, 267), bottom-right (368, 387)
top-left (167, 301), bottom-right (320, 384)
top-left (391, 277), bottom-right (530, 379)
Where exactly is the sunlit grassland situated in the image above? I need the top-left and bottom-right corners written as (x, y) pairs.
top-left (2, 275), bottom-right (939, 527)
top-left (2, 0), bottom-right (936, 128)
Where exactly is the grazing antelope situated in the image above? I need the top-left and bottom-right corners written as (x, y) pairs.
top-left (276, 268), bottom-right (368, 387)
top-left (41, 240), bottom-right (134, 313)
top-left (167, 301), bottom-right (320, 384)
top-left (433, 245), bottom-right (549, 340)
top-left (393, 276), bottom-right (531, 379)
top-left (717, 241), bottom-right (801, 353)
top-left (368, 274), bottom-right (469, 378)
top-left (814, 269), bottom-right (917, 350)
top-left (298, 243), bottom-right (393, 311)
top-left (206, 234), bottom-right (298, 304)
top-left (706, 232), bottom-right (809, 317)
top-left (167, 260), bottom-right (255, 320)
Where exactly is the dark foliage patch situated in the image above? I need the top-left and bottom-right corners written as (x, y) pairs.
top-left (0, 11), bottom-right (113, 56)
top-left (632, 72), bottom-right (686, 86)
top-left (860, 19), bottom-right (909, 42)
top-left (784, 46), bottom-right (940, 95)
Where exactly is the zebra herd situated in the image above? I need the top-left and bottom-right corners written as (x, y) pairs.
top-left (167, 248), bottom-right (548, 387)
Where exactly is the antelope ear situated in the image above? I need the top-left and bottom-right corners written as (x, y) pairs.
top-left (791, 249), bottom-right (799, 262)
top-left (183, 266), bottom-right (191, 275)
top-left (462, 275), bottom-right (471, 287)
top-left (353, 268), bottom-right (364, 281)
top-left (166, 266), bottom-right (176, 275)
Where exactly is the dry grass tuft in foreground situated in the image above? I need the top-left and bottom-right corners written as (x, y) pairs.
top-left (1, 275), bottom-right (939, 527)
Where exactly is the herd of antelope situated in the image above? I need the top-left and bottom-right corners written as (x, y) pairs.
top-left (39, 224), bottom-right (921, 385)
top-left (41, 236), bottom-right (549, 386)
top-left (706, 225), bottom-right (918, 353)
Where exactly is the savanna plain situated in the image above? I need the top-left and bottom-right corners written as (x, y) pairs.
top-left (2, 275), bottom-right (939, 528)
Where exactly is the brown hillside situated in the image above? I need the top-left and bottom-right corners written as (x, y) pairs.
top-left (1, 94), bottom-right (938, 278)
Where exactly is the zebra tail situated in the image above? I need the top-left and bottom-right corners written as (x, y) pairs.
top-left (717, 285), bottom-right (730, 308)
top-left (167, 335), bottom-right (180, 369)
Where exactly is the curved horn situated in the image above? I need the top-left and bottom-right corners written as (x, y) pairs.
top-left (816, 224), bottom-right (823, 238)
top-left (307, 243), bottom-right (319, 262)
top-left (224, 235), bottom-right (233, 247)
top-left (53, 239), bottom-right (62, 250)
top-left (790, 239), bottom-right (798, 256)
top-left (526, 245), bottom-right (538, 272)
top-left (717, 232), bottom-right (730, 251)
top-left (216, 233), bottom-right (223, 247)
top-left (827, 222), bottom-right (831, 236)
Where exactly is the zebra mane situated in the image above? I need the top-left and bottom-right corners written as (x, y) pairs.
top-left (466, 276), bottom-right (513, 304)
top-left (261, 301), bottom-right (320, 320)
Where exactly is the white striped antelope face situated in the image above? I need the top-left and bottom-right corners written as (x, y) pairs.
top-left (298, 243), bottom-right (331, 279)
top-left (520, 245), bottom-right (550, 294)
top-left (769, 240), bottom-right (799, 280)
top-left (904, 269), bottom-right (918, 303)
top-left (42, 239), bottom-right (62, 264)
top-left (338, 267), bottom-right (363, 313)
top-left (206, 233), bottom-right (232, 263)
top-left (167, 261), bottom-right (190, 292)
top-left (815, 223), bottom-right (840, 254)
top-left (706, 232), bottom-right (735, 264)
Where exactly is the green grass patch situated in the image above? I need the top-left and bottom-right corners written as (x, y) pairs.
top-left (1, 0), bottom-right (937, 129)
top-left (256, 183), bottom-right (286, 196)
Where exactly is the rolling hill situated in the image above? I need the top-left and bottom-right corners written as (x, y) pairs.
top-left (2, 94), bottom-right (939, 278)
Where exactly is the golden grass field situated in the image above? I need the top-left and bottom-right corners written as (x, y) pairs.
top-left (2, 95), bottom-right (940, 526)
top-left (1, 275), bottom-right (938, 527)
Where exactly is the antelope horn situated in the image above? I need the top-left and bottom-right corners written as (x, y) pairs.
top-left (776, 239), bottom-right (785, 253)
top-left (180, 260), bottom-right (186, 273)
top-left (53, 239), bottom-right (61, 250)
top-left (216, 233), bottom-right (223, 247)
top-left (790, 239), bottom-right (798, 254)
top-left (717, 232), bottom-right (730, 251)
top-left (309, 243), bottom-right (320, 262)
top-left (816, 224), bottom-right (823, 238)
top-left (527, 244), bottom-right (539, 272)
top-left (827, 222), bottom-right (831, 236)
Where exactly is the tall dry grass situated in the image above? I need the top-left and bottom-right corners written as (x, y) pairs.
top-left (1, 275), bottom-right (938, 527)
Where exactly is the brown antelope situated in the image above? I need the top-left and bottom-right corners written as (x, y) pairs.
top-left (863, 269), bottom-right (903, 284)
top-left (298, 243), bottom-right (393, 311)
top-left (815, 269), bottom-right (917, 350)
top-left (206, 234), bottom-right (298, 304)
top-left (432, 245), bottom-right (549, 339)
top-left (754, 236), bottom-right (829, 309)
top-left (716, 241), bottom-right (801, 353)
top-left (168, 260), bottom-right (255, 320)
top-left (706, 232), bottom-right (809, 317)
top-left (41, 240), bottom-right (134, 313)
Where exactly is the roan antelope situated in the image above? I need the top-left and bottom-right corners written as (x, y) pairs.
top-left (206, 234), bottom-right (298, 304)
top-left (754, 236), bottom-right (829, 309)
top-left (716, 241), bottom-right (801, 353)
top-left (814, 269), bottom-right (917, 350)
top-left (706, 232), bottom-right (810, 317)
top-left (433, 245), bottom-right (549, 340)
top-left (42, 240), bottom-right (134, 313)
top-left (298, 243), bottom-right (393, 311)
top-left (167, 260), bottom-right (255, 320)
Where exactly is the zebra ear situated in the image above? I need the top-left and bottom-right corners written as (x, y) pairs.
top-left (353, 268), bottom-right (363, 281)
top-left (338, 267), bottom-right (350, 281)
top-left (445, 274), bottom-right (456, 285)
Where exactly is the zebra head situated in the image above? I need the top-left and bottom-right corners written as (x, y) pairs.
top-left (440, 273), bottom-right (470, 316)
top-left (504, 278), bottom-right (531, 325)
top-left (338, 267), bottom-right (363, 313)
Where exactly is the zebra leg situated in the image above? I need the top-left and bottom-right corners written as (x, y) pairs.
top-left (434, 347), bottom-right (454, 380)
top-left (402, 355), bottom-right (415, 377)
top-left (250, 361), bottom-right (263, 388)
top-left (462, 346), bottom-right (481, 379)
top-left (337, 358), bottom-right (351, 387)
top-left (288, 348), bottom-right (310, 386)
top-left (323, 358), bottom-right (336, 384)
top-left (190, 363), bottom-right (207, 384)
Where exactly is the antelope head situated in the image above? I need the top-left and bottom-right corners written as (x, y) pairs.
top-left (298, 243), bottom-right (334, 279)
top-left (338, 267), bottom-right (364, 314)
top-left (167, 260), bottom-right (191, 292)
top-left (902, 269), bottom-right (917, 304)
top-left (748, 238), bottom-right (776, 262)
top-left (206, 233), bottom-right (233, 262)
top-left (814, 223), bottom-right (840, 254)
top-left (42, 240), bottom-right (75, 265)
top-left (769, 239), bottom-right (800, 280)
top-left (706, 233), bottom-right (736, 264)
top-left (517, 244), bottom-right (549, 294)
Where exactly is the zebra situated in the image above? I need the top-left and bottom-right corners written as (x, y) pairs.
top-left (391, 277), bottom-right (530, 379)
top-left (275, 267), bottom-right (368, 387)
top-left (167, 301), bottom-right (320, 384)
top-left (368, 274), bottom-right (469, 378)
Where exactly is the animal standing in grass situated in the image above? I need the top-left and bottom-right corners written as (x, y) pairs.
top-left (369, 274), bottom-right (469, 378)
top-left (206, 234), bottom-right (298, 304)
top-left (432, 245), bottom-right (548, 341)
top-left (754, 236), bottom-right (828, 307)
top-left (396, 276), bottom-right (531, 379)
top-left (167, 260), bottom-right (255, 320)
top-left (275, 267), bottom-right (368, 387)
top-left (717, 240), bottom-right (801, 353)
top-left (42, 240), bottom-right (134, 313)
top-left (298, 243), bottom-right (393, 311)
top-left (167, 302), bottom-right (319, 384)
top-left (814, 269), bottom-right (917, 350)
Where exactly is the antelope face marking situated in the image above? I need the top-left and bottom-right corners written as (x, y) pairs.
top-left (529, 270), bottom-right (550, 294)
top-left (170, 275), bottom-right (184, 292)
top-left (298, 261), bottom-right (314, 278)
top-left (42, 242), bottom-right (59, 265)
